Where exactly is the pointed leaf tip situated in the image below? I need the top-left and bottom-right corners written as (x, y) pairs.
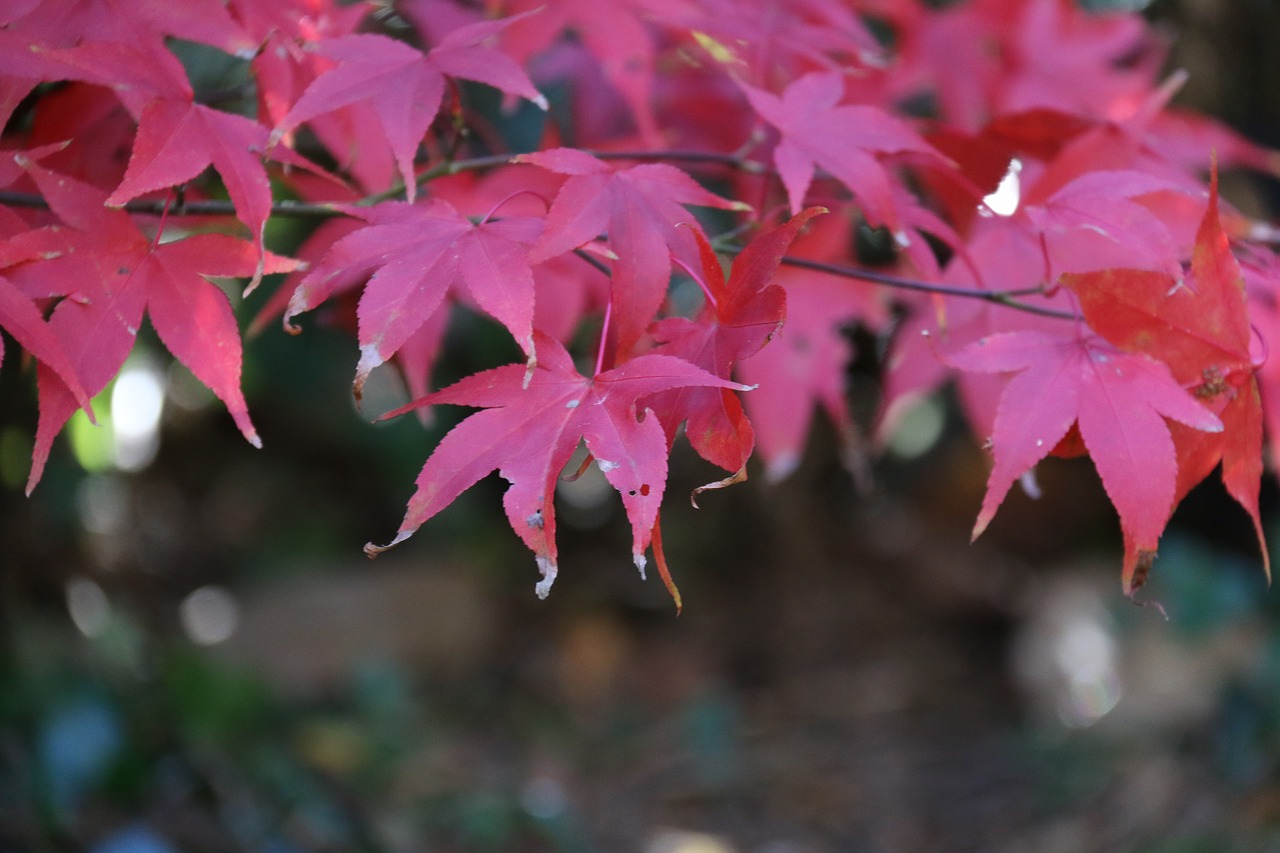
top-left (364, 529), bottom-right (413, 557)
top-left (633, 552), bottom-right (647, 580)
top-left (650, 519), bottom-right (681, 614)
top-left (535, 555), bottom-right (557, 599)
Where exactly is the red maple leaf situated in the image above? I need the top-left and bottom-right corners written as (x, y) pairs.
top-left (0, 164), bottom-right (91, 410)
top-left (680, 0), bottom-right (883, 79)
top-left (648, 207), bottom-right (826, 476)
top-left (947, 329), bottom-right (1222, 594)
top-left (271, 20), bottom-right (545, 201)
top-left (1023, 169), bottom-right (1193, 281)
top-left (0, 273), bottom-right (89, 415)
top-left (368, 333), bottom-right (749, 598)
top-left (493, 0), bottom-right (674, 142)
top-left (740, 72), bottom-right (942, 238)
top-left (4, 38), bottom-right (328, 281)
top-left (7, 160), bottom-right (299, 491)
top-left (1064, 170), bottom-right (1269, 582)
top-left (2, 0), bottom-right (251, 55)
top-left (517, 148), bottom-right (747, 359)
top-left (284, 199), bottom-right (542, 396)
top-left (106, 99), bottom-right (319, 281)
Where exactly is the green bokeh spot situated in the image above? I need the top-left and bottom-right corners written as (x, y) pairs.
top-left (68, 391), bottom-right (114, 474)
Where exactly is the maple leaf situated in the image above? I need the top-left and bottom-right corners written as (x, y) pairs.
top-left (0, 195), bottom-right (88, 417)
top-left (897, 0), bottom-right (1160, 130)
top-left (368, 333), bottom-right (750, 598)
top-left (947, 330), bottom-right (1222, 594)
top-left (657, 208), bottom-right (885, 484)
top-left (248, 7), bottom-right (379, 186)
top-left (228, 0), bottom-right (371, 45)
top-left (1023, 169), bottom-right (1193, 281)
top-left (8, 39), bottom-right (331, 282)
top-left (1063, 169), bottom-right (1269, 583)
top-left (739, 268), bottom-right (883, 483)
top-left (270, 21), bottom-right (546, 201)
top-left (0, 273), bottom-right (90, 415)
top-left (106, 99), bottom-right (313, 283)
top-left (8, 160), bottom-right (299, 491)
top-left (426, 164), bottom-right (608, 347)
top-left (492, 0), bottom-right (678, 143)
top-left (517, 148), bottom-right (747, 359)
top-left (284, 199), bottom-right (542, 396)
top-left (740, 72), bottom-right (943, 238)
top-left (2, 0), bottom-right (252, 55)
top-left (680, 0), bottom-right (883, 78)
top-left (648, 207), bottom-right (826, 477)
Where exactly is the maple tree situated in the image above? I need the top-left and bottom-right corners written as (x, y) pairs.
top-left (1, 0), bottom-right (1277, 607)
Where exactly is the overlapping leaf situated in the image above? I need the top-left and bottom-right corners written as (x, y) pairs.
top-left (740, 72), bottom-right (943, 237)
top-left (368, 333), bottom-right (749, 598)
top-left (107, 99), bottom-right (306, 281)
top-left (6, 161), bottom-right (298, 491)
top-left (649, 207), bottom-right (825, 476)
top-left (948, 330), bottom-right (1222, 593)
top-left (1064, 171), bottom-right (1268, 582)
top-left (494, 0), bottom-right (675, 142)
top-left (285, 199), bottom-right (542, 396)
top-left (518, 148), bottom-right (747, 359)
top-left (271, 20), bottom-right (545, 201)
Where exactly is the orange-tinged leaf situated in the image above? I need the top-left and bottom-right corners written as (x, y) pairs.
top-left (649, 208), bottom-right (826, 474)
top-left (947, 330), bottom-right (1221, 593)
top-left (1066, 167), bottom-right (1269, 583)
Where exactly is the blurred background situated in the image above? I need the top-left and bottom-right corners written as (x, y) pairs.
top-left (6, 0), bottom-right (1280, 851)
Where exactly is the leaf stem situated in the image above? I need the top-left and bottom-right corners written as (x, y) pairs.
top-left (595, 299), bottom-right (613, 377)
top-left (672, 256), bottom-right (718, 310)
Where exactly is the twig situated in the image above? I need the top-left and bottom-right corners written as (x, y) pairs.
top-left (764, 253), bottom-right (1077, 320)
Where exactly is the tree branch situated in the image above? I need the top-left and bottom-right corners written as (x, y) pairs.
top-left (0, 190), bottom-right (345, 219)
top-left (765, 253), bottom-right (1077, 320)
top-left (0, 147), bottom-right (1069, 319)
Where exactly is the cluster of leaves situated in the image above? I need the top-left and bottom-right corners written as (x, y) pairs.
top-left (2, 0), bottom-right (1278, 604)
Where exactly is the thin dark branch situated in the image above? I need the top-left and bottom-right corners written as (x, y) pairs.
top-left (592, 149), bottom-right (764, 172)
top-left (0, 148), bottom-right (1068, 319)
top-left (0, 190), bottom-right (343, 219)
top-left (764, 253), bottom-right (1077, 319)
top-left (0, 148), bottom-right (758, 219)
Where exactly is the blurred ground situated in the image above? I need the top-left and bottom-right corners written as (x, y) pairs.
top-left (3, 376), bottom-right (1280, 852)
